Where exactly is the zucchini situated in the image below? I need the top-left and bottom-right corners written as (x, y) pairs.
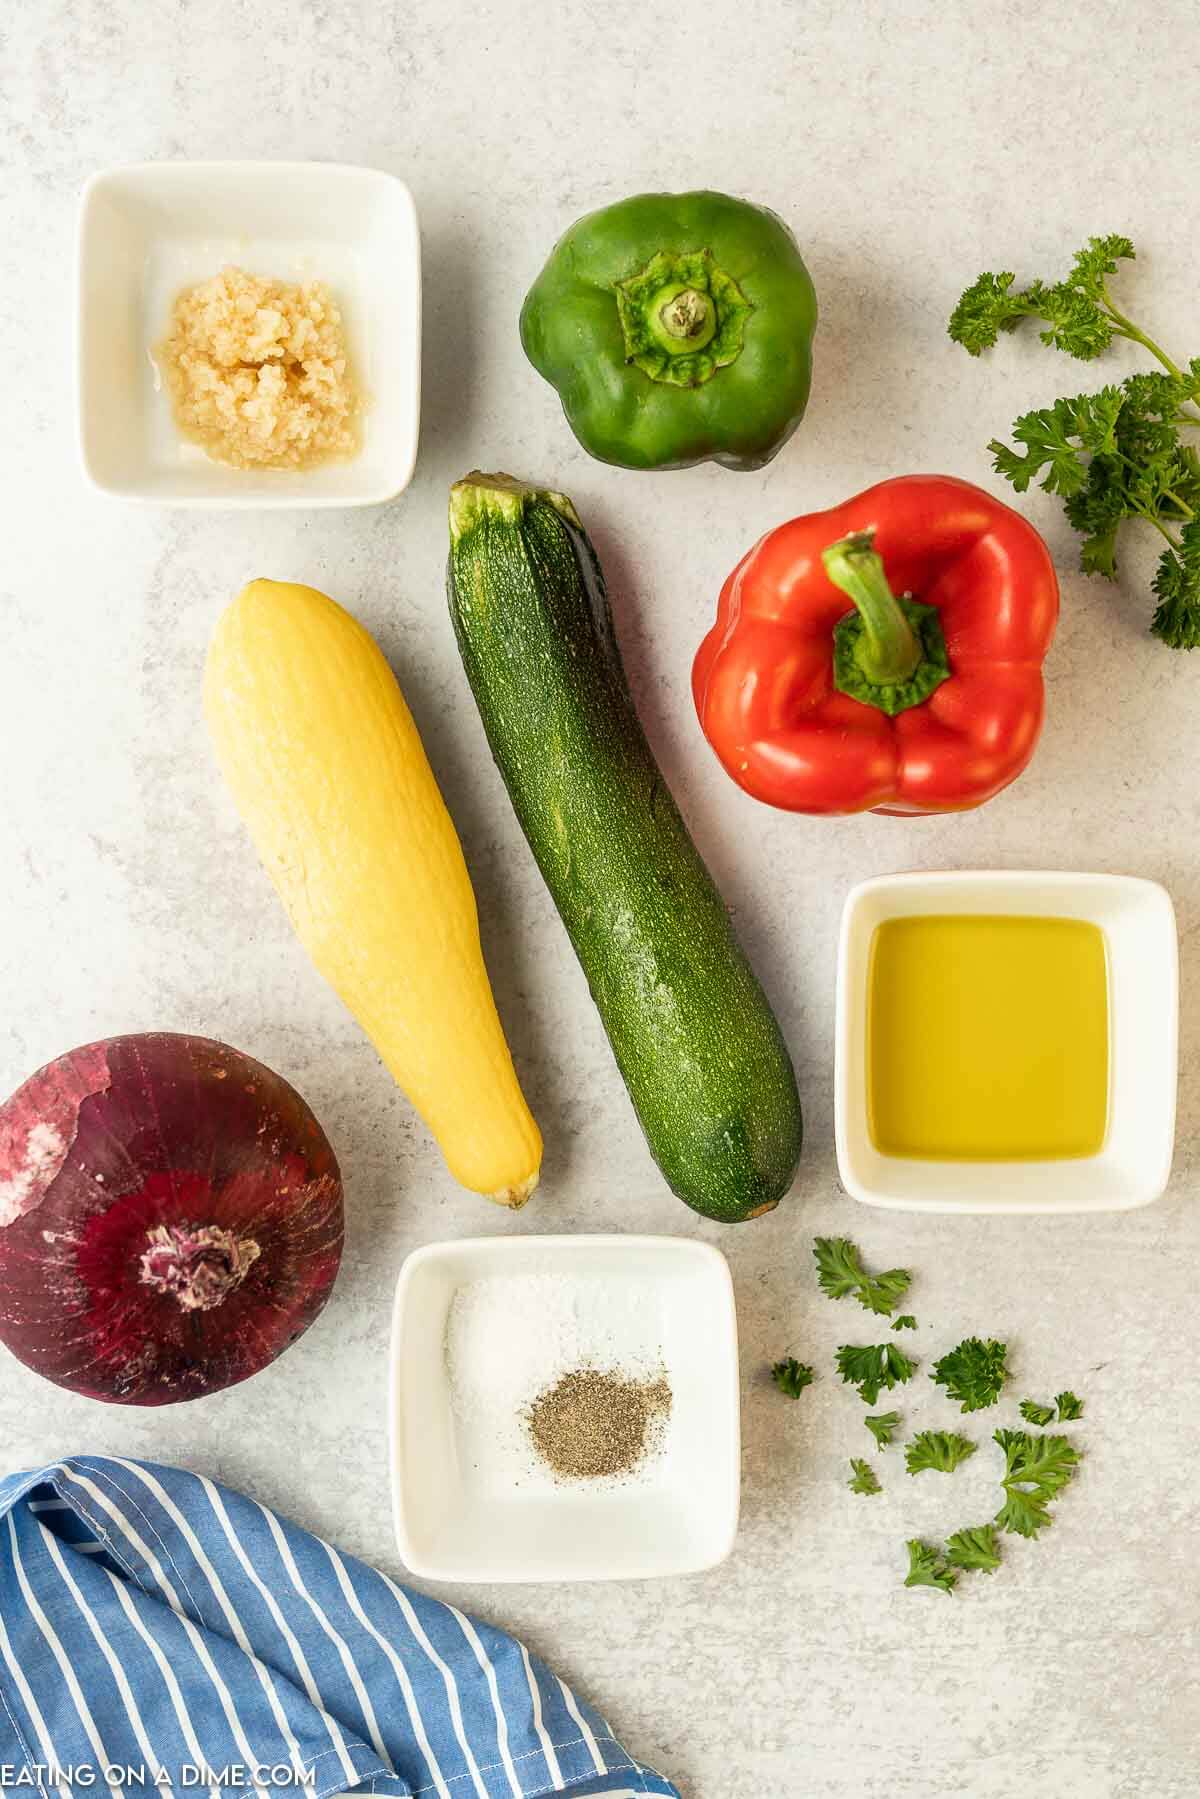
top-left (446, 473), bottom-right (802, 1222)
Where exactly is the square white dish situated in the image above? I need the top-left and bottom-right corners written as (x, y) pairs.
top-left (77, 161), bottom-right (420, 507)
top-left (389, 1234), bottom-right (740, 1583)
top-left (835, 870), bottom-right (1177, 1214)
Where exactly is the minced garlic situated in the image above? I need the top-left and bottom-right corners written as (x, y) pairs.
top-left (157, 266), bottom-right (361, 471)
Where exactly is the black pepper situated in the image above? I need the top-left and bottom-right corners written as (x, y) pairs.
top-left (525, 1367), bottom-right (672, 1480)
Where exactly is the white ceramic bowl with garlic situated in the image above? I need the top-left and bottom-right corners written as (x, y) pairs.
top-left (77, 160), bottom-right (420, 508)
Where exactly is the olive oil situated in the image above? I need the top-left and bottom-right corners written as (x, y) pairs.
top-left (867, 915), bottom-right (1109, 1162)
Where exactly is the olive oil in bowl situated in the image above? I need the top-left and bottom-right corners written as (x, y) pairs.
top-left (866, 914), bottom-right (1109, 1162)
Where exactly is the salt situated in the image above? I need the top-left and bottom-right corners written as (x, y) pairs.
top-left (445, 1269), bottom-right (671, 1493)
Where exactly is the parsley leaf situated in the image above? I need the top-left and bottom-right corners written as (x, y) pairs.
top-left (848, 1458), bottom-right (882, 1495)
top-left (1122, 367), bottom-right (1200, 420)
top-left (836, 1342), bottom-right (918, 1406)
top-left (990, 388), bottom-right (1124, 496)
top-left (1033, 284), bottom-right (1116, 360)
top-left (994, 1428), bottom-right (1080, 1538)
top-left (812, 1236), bottom-right (862, 1299)
top-left (1055, 1390), bottom-right (1085, 1421)
top-left (864, 1410), bottom-right (901, 1449)
top-left (995, 1487), bottom-right (1054, 1539)
top-left (903, 1539), bottom-right (957, 1595)
top-left (1070, 234), bottom-right (1137, 294)
top-left (1065, 454), bottom-right (1130, 577)
top-left (945, 1524), bottom-right (1002, 1574)
top-left (771, 1357), bottom-right (815, 1399)
top-left (905, 1431), bottom-right (978, 1476)
top-left (857, 1268), bottom-right (912, 1317)
top-left (1151, 520), bottom-right (1200, 649)
top-left (813, 1237), bottom-right (911, 1316)
top-left (1019, 1400), bottom-right (1056, 1427)
top-left (948, 270), bottom-right (1042, 355)
top-left (892, 1314), bottom-right (917, 1332)
top-left (931, 1338), bottom-right (1009, 1413)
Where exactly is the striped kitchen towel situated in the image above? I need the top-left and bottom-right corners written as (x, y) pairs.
top-left (0, 1457), bottom-right (678, 1799)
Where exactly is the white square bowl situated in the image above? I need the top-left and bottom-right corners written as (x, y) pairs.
top-left (77, 162), bottom-right (420, 507)
top-left (835, 871), bottom-right (1178, 1214)
top-left (389, 1234), bottom-right (740, 1583)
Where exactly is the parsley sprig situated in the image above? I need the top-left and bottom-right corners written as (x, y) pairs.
top-left (950, 235), bottom-right (1200, 647)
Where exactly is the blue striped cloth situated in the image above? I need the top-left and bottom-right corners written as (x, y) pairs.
top-left (0, 1457), bottom-right (677, 1799)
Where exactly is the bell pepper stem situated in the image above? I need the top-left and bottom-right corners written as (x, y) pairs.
top-left (822, 532), bottom-right (922, 685)
top-left (659, 288), bottom-right (713, 341)
top-left (612, 248), bottom-right (753, 389)
top-left (644, 281), bottom-right (718, 355)
top-left (825, 530), bottom-right (951, 717)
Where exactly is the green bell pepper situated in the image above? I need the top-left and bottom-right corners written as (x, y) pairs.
top-left (520, 190), bottom-right (817, 472)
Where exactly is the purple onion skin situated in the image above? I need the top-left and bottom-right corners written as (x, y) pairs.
top-left (0, 1033), bottom-right (344, 1405)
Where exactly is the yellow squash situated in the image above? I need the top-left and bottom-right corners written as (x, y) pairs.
top-left (204, 579), bottom-right (542, 1205)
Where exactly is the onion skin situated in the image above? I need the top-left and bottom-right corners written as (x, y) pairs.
top-left (0, 1034), bottom-right (343, 1405)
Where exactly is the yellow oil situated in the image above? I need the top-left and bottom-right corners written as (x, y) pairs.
top-left (866, 914), bottom-right (1109, 1162)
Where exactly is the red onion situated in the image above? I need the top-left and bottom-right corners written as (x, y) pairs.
top-left (0, 1033), bottom-right (343, 1405)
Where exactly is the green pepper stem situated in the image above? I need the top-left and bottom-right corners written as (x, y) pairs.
top-left (822, 532), bottom-right (922, 686)
top-left (659, 288), bottom-right (711, 340)
top-left (645, 282), bottom-right (717, 355)
top-left (613, 249), bottom-right (750, 387)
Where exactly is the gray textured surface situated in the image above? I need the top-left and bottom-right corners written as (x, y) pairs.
top-left (3, 1), bottom-right (1199, 1793)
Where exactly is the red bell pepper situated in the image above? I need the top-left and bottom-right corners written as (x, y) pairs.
top-left (692, 475), bottom-right (1059, 816)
